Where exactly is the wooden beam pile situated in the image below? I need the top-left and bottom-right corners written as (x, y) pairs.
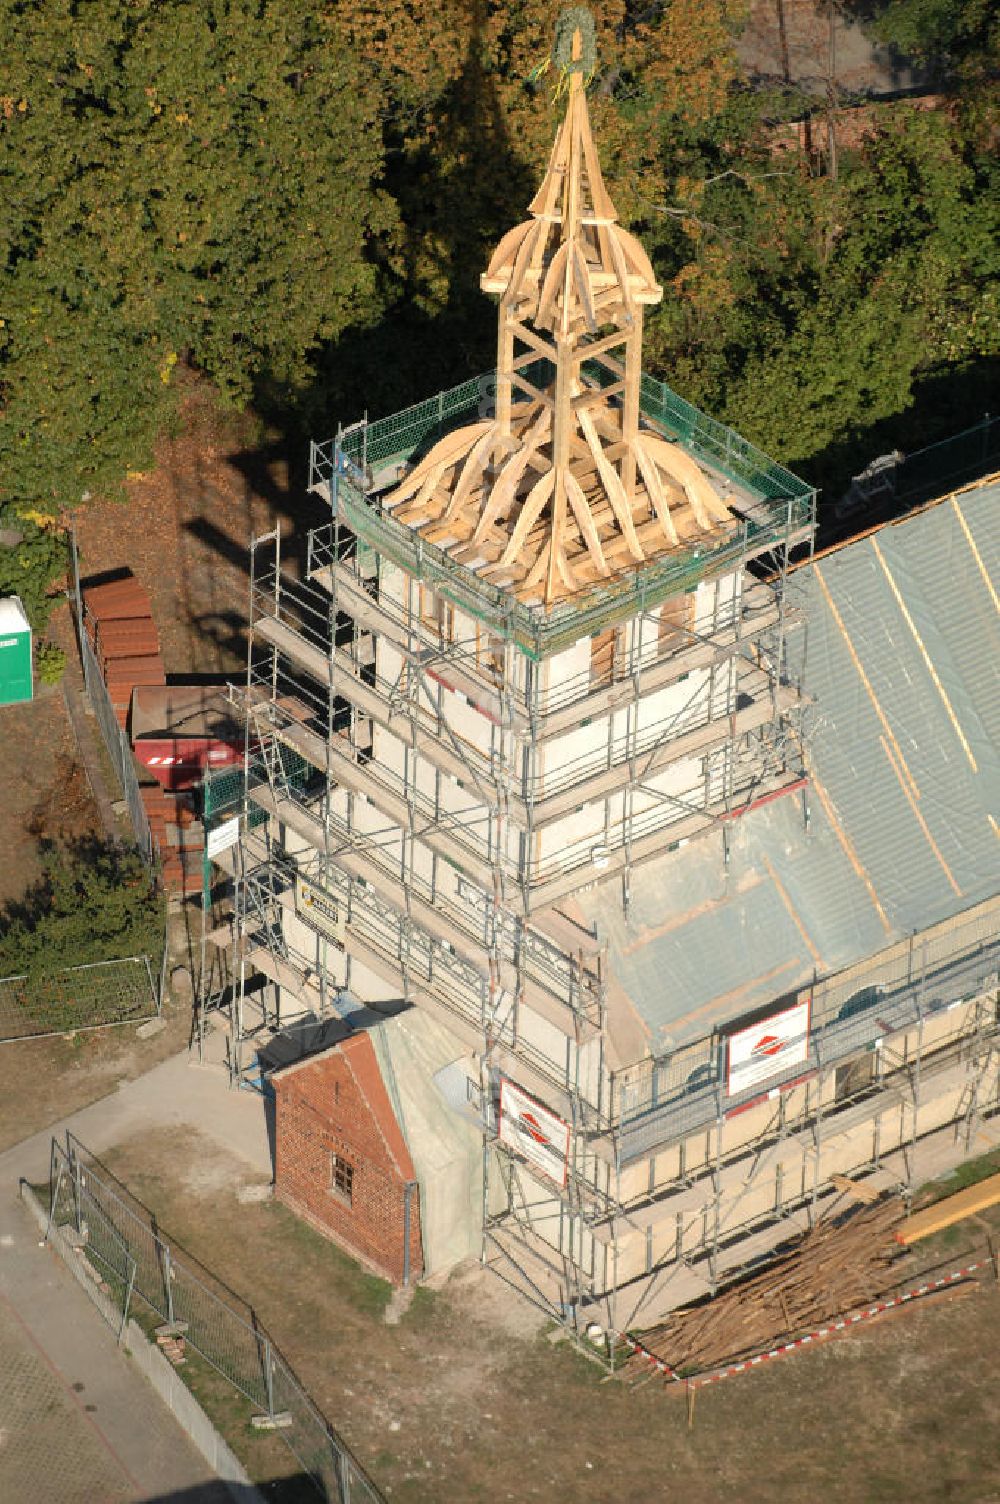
top-left (627, 1195), bottom-right (905, 1378)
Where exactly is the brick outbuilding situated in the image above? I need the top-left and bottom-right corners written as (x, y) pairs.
top-left (268, 1007), bottom-right (482, 1287)
top-left (271, 1029), bottom-right (423, 1285)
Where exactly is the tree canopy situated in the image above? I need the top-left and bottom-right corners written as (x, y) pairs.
top-left (2, 0), bottom-right (997, 511)
top-left (1, 0), bottom-right (388, 512)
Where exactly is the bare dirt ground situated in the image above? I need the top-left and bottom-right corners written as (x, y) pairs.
top-left (0, 645), bottom-right (103, 906)
top-left (738, 0), bottom-right (926, 95)
top-left (0, 375), bottom-right (309, 1147)
top-left (0, 1003), bottom-right (192, 1155)
top-left (72, 374), bottom-right (324, 678)
top-left (101, 1127), bottom-right (1000, 1504)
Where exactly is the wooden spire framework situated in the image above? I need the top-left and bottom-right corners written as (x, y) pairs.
top-left (385, 27), bottom-right (734, 608)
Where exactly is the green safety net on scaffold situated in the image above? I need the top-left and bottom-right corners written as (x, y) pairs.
top-left (201, 747), bottom-right (314, 908)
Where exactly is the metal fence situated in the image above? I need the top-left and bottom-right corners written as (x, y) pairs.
top-left (46, 1135), bottom-right (384, 1504)
top-left (0, 953), bottom-right (160, 1043)
top-left (68, 528), bottom-right (156, 865)
top-left (893, 416), bottom-right (1000, 505)
top-left (839, 416), bottom-right (1000, 521)
top-left (78, 621), bottom-right (156, 863)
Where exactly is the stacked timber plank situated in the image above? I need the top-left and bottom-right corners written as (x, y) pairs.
top-left (82, 574), bottom-right (164, 728)
top-left (627, 1196), bottom-right (904, 1378)
top-left (82, 570), bottom-right (205, 898)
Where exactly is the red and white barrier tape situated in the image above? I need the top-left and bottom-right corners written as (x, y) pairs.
top-left (618, 1255), bottom-right (989, 1391)
top-left (616, 1330), bottom-right (680, 1381)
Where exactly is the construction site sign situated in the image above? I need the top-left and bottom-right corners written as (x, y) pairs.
top-left (206, 815), bottom-right (240, 859)
top-left (294, 875), bottom-right (347, 947)
top-left (726, 997), bottom-right (811, 1098)
top-left (498, 1079), bottom-right (570, 1188)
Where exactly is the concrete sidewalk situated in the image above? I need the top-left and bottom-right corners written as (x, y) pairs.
top-left (6, 1040), bottom-right (272, 1191)
top-left (0, 1045), bottom-right (272, 1504)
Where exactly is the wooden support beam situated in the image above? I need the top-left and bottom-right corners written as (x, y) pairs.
top-left (895, 1174), bottom-right (1000, 1245)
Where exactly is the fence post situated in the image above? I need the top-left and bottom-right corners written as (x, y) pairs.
top-left (339, 1451), bottom-right (353, 1504)
top-left (263, 1336), bottom-right (275, 1418)
top-left (162, 1243), bottom-right (175, 1325)
top-left (158, 927), bottom-right (169, 1014)
top-left (73, 1146), bottom-right (85, 1238)
top-left (119, 1257), bottom-right (137, 1345)
top-left (46, 1139), bottom-right (66, 1244)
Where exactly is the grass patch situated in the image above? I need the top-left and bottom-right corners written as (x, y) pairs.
top-left (919, 1146), bottom-right (1000, 1204)
top-left (265, 1199), bottom-right (392, 1318)
top-left (401, 1284), bottom-right (440, 1329)
top-left (124, 1298), bottom-right (315, 1497)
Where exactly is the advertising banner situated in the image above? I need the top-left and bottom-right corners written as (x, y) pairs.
top-left (498, 1079), bottom-right (570, 1188)
top-left (726, 997), bottom-right (811, 1098)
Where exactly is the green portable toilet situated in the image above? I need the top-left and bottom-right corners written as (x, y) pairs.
top-left (0, 596), bottom-right (33, 706)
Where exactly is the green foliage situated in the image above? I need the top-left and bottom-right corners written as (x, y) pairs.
top-left (0, 837), bottom-right (165, 979)
top-left (641, 93), bottom-right (1000, 479)
top-left (858, 0), bottom-right (999, 81)
top-left (921, 1147), bottom-right (1000, 1202)
top-left (35, 639), bottom-right (67, 685)
top-left (0, 503), bottom-right (66, 632)
top-left (1, 1), bottom-right (997, 508)
top-left (0, 0), bottom-right (389, 510)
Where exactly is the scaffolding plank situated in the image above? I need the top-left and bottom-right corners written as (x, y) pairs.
top-left (257, 606), bottom-right (797, 835)
top-left (258, 716), bottom-right (503, 894)
top-left (255, 611), bottom-right (516, 811)
top-left (312, 555), bottom-right (788, 747)
top-left (525, 683), bottom-right (800, 832)
top-left (307, 561), bottom-right (528, 735)
top-left (246, 782), bottom-right (599, 1043)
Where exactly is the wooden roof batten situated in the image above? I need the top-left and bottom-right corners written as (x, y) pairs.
top-left (384, 21), bottom-right (734, 609)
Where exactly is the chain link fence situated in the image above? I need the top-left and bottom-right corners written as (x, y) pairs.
top-left (0, 953), bottom-right (160, 1043)
top-left (47, 1135), bottom-right (384, 1504)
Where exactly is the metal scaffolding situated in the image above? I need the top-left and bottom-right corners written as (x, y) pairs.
top-left (192, 353), bottom-right (825, 1343)
top-left (192, 372), bottom-right (1000, 1370)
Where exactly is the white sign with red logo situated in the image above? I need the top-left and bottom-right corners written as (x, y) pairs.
top-left (726, 997), bottom-right (811, 1098)
top-left (498, 1080), bottom-right (570, 1188)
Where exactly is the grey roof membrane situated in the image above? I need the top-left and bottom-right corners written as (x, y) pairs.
top-left (578, 481), bottom-right (1000, 1058)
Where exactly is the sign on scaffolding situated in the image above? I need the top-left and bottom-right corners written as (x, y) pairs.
top-left (206, 814), bottom-right (241, 860)
top-left (294, 875), bottom-right (347, 947)
top-left (726, 996), bottom-right (811, 1098)
top-left (498, 1079), bottom-right (570, 1188)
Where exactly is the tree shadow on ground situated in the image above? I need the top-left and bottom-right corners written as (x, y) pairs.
top-left (148, 1481), bottom-right (319, 1503)
top-left (803, 353), bottom-right (1000, 544)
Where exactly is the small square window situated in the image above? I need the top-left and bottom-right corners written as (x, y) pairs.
top-left (330, 1153), bottom-right (354, 1205)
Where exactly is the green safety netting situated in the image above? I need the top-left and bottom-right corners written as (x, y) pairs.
top-left (314, 365), bottom-right (814, 660)
top-left (201, 747), bottom-right (314, 907)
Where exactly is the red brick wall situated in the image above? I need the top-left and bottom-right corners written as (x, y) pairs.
top-left (272, 1035), bottom-right (423, 1286)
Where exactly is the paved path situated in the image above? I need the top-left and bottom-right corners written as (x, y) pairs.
top-left (0, 1045), bottom-right (270, 1503)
